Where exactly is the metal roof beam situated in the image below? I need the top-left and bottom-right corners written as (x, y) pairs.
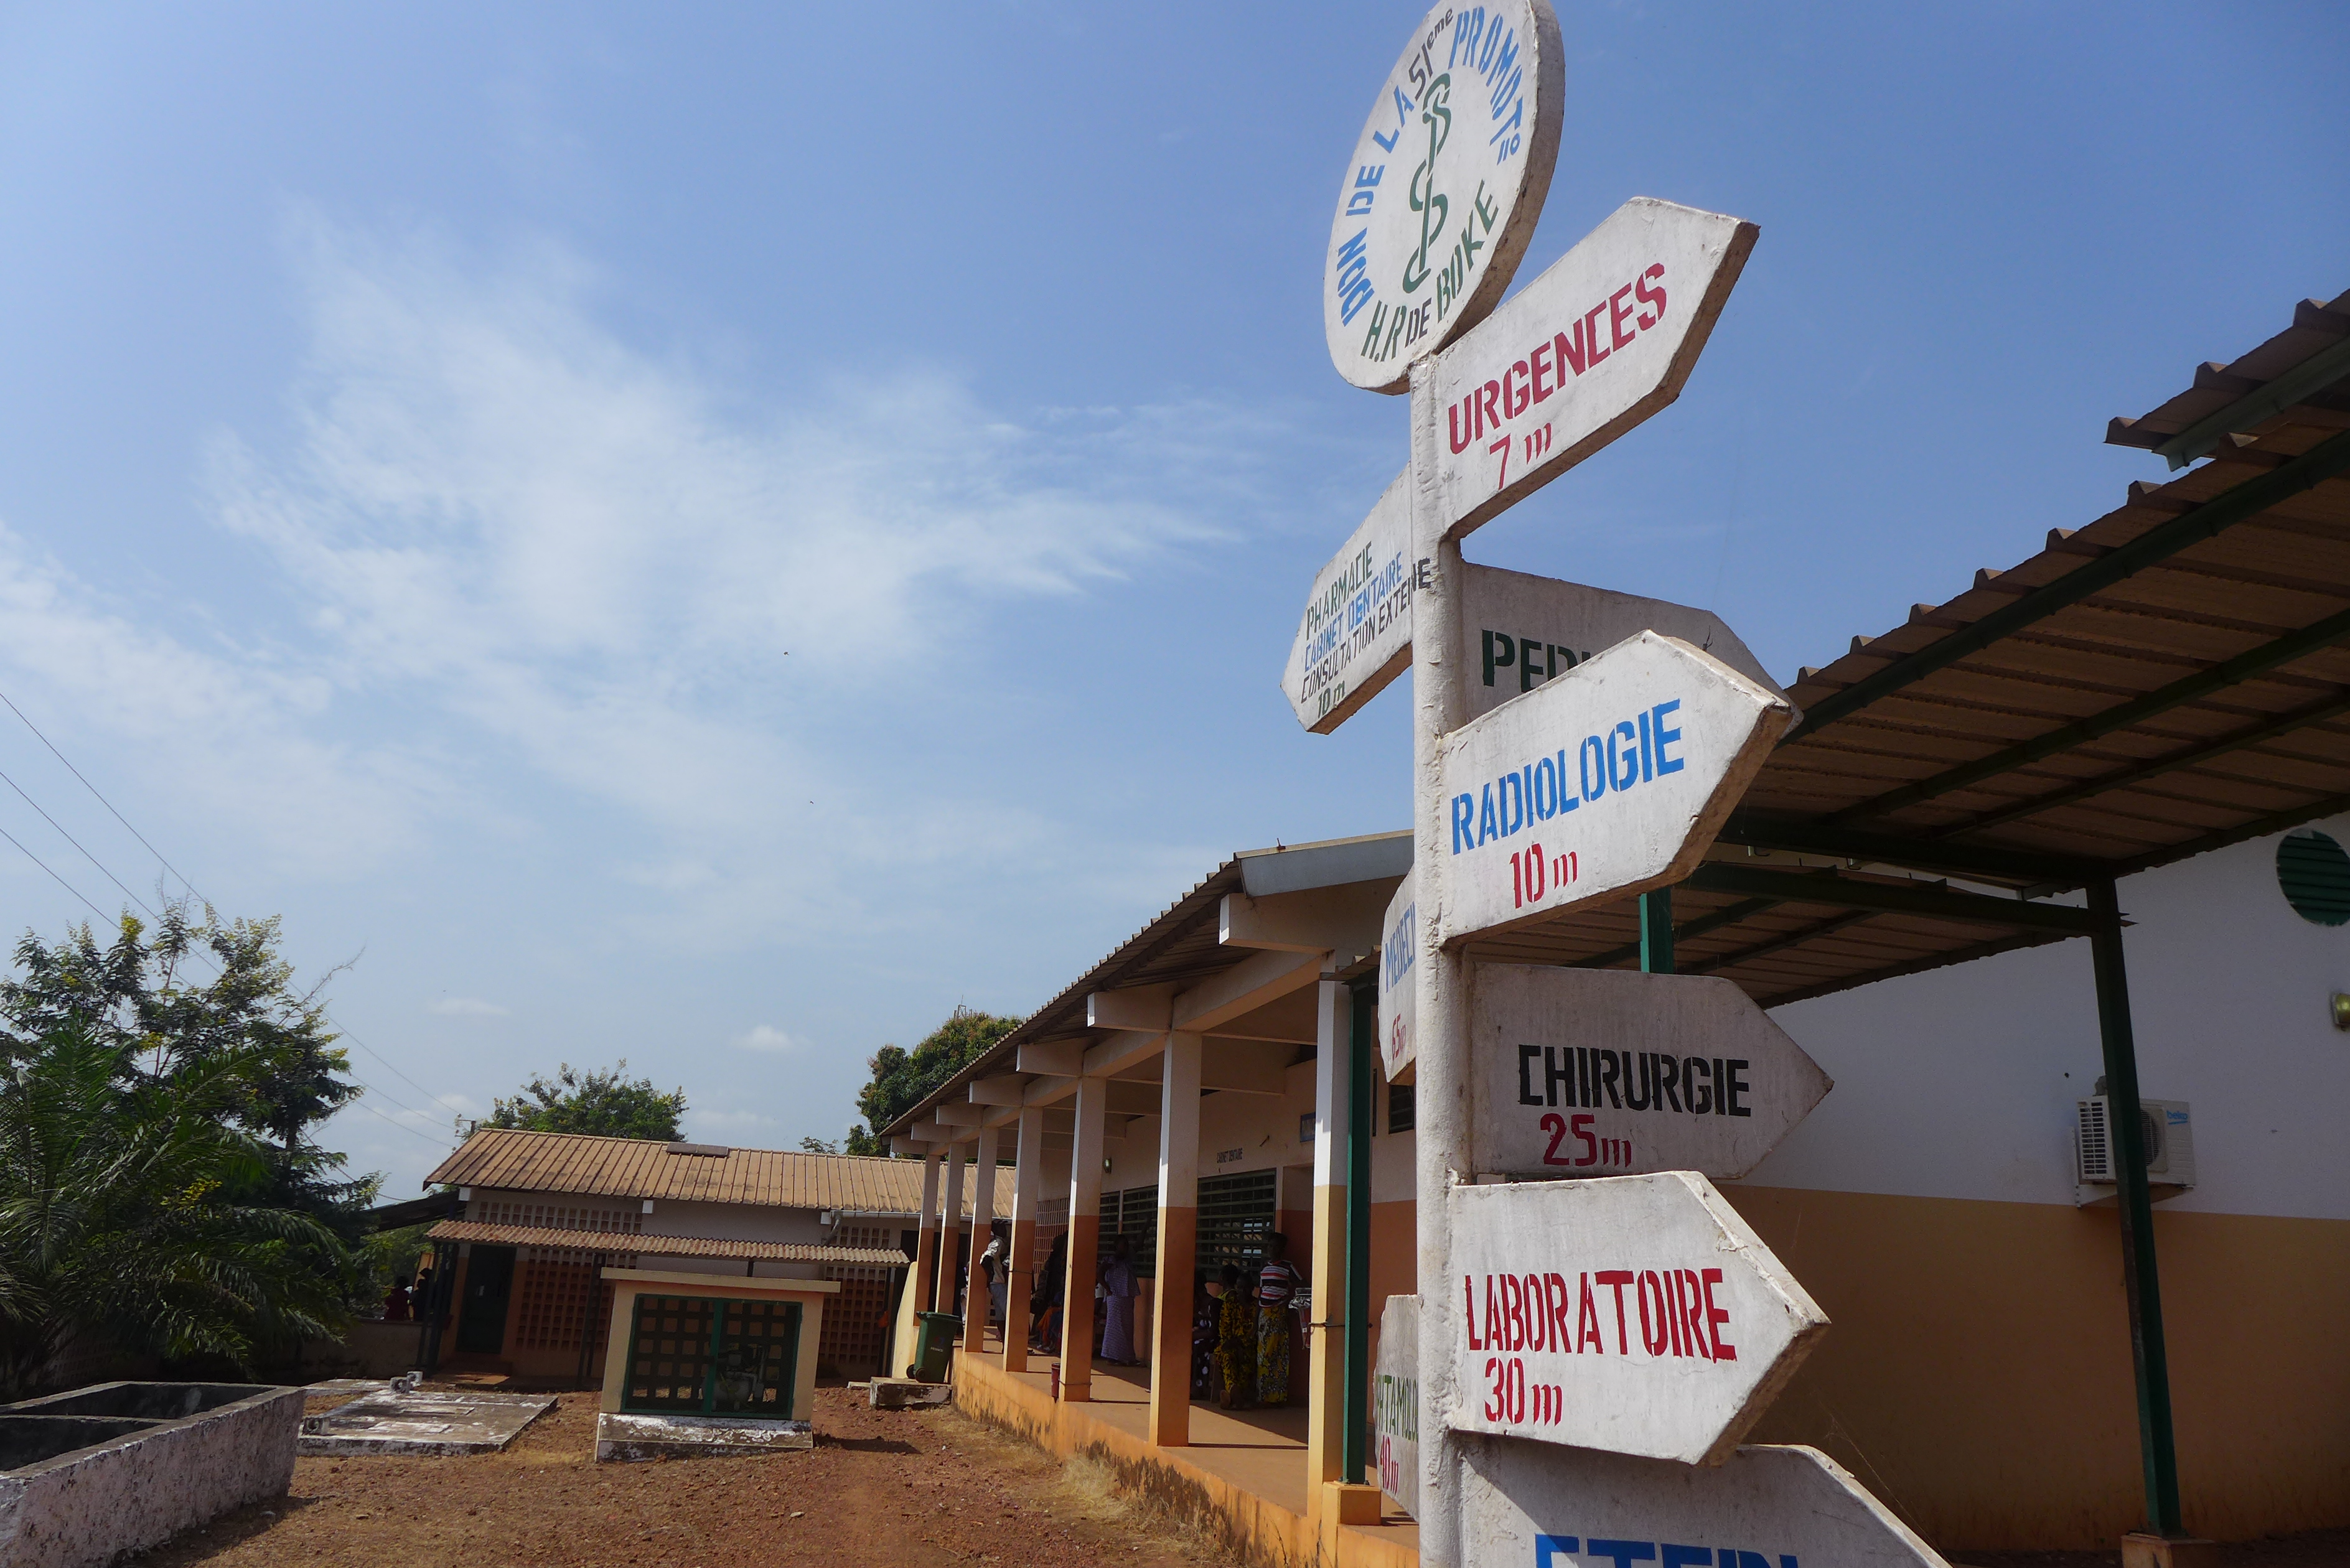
top-left (2150, 334), bottom-right (2350, 470)
top-left (1832, 602), bottom-right (2350, 825)
top-left (2091, 787), bottom-right (2350, 889)
top-left (1682, 862), bottom-right (2098, 933)
top-left (1685, 910), bottom-right (1877, 978)
top-left (1718, 814), bottom-right (2099, 883)
top-left (1567, 896), bottom-right (1782, 971)
top-left (1787, 428), bottom-right (2350, 737)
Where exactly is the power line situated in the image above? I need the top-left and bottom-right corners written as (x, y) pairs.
top-left (0, 822), bottom-right (110, 920)
top-left (0, 688), bottom-right (199, 897)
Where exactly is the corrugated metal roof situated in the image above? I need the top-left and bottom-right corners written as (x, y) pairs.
top-left (425, 1219), bottom-right (906, 1267)
top-left (424, 1128), bottom-right (1012, 1217)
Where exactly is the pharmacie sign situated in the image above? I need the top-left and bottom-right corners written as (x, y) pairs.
top-left (1436, 632), bottom-right (1791, 944)
top-left (1323, 0), bottom-right (1562, 393)
top-left (1448, 1174), bottom-right (1827, 1466)
top-left (1470, 966), bottom-right (1830, 1178)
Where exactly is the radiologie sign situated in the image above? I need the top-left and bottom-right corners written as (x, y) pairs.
top-left (1373, 1295), bottom-right (1422, 1519)
top-left (1471, 966), bottom-right (1830, 1179)
top-left (1324, 0), bottom-right (1563, 393)
top-left (1431, 198), bottom-right (1758, 539)
top-left (1448, 1174), bottom-right (1828, 1466)
top-left (1459, 1440), bottom-right (1950, 1568)
top-left (1437, 632), bottom-right (1792, 945)
top-left (1380, 877), bottom-right (1419, 1081)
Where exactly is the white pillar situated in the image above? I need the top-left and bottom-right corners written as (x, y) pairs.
top-left (913, 1144), bottom-right (943, 1314)
top-left (1410, 356), bottom-right (1471, 1566)
top-left (1150, 1032), bottom-right (1202, 1445)
top-left (1307, 974), bottom-right (1352, 1513)
top-left (1003, 1104), bottom-right (1044, 1373)
top-left (937, 1141), bottom-right (968, 1320)
top-left (964, 1124), bottom-right (1000, 1352)
top-left (1059, 1074), bottom-right (1107, 1401)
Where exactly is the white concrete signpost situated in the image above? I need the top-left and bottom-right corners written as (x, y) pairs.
top-left (1446, 1175), bottom-right (1827, 1466)
top-left (1437, 632), bottom-right (1792, 945)
top-left (1460, 1440), bottom-right (1952, 1568)
top-left (1470, 966), bottom-right (1831, 1178)
top-left (1325, 0), bottom-right (1563, 393)
top-left (1374, 1294), bottom-right (1423, 1519)
top-left (1431, 198), bottom-right (1759, 539)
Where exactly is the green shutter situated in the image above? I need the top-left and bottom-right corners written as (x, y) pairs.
top-left (2276, 830), bottom-right (2350, 926)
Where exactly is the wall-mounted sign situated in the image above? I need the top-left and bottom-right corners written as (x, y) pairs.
top-left (1324, 0), bottom-right (1563, 393)
top-left (1436, 632), bottom-right (1791, 945)
top-left (1373, 1294), bottom-right (1421, 1519)
top-left (1461, 1439), bottom-right (1950, 1568)
top-left (1470, 966), bottom-right (1830, 1178)
top-left (1430, 198), bottom-right (1758, 539)
top-left (1379, 877), bottom-right (1420, 1082)
top-left (1448, 1175), bottom-right (1826, 1466)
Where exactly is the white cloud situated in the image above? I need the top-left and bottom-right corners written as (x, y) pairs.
top-left (428, 996), bottom-right (510, 1017)
top-left (733, 1024), bottom-right (798, 1052)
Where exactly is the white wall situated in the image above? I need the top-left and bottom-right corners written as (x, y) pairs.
top-left (1746, 823), bottom-right (2350, 1221)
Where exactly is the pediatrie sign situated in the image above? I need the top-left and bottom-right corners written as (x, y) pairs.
top-left (1373, 1294), bottom-right (1423, 1519)
top-left (1436, 631), bottom-right (1792, 945)
top-left (1380, 877), bottom-right (1420, 1081)
top-left (1430, 198), bottom-right (1759, 539)
top-left (1459, 1439), bottom-right (1952, 1568)
top-left (1324, 0), bottom-right (1564, 393)
top-left (1470, 965), bottom-right (1830, 1178)
top-left (1447, 1174), bottom-right (1828, 1466)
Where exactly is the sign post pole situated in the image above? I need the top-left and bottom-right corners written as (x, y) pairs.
top-left (1639, 887), bottom-right (1675, 974)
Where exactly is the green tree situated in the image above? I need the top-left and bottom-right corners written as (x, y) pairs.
top-left (488, 1061), bottom-right (685, 1141)
top-left (842, 1007), bottom-right (1021, 1156)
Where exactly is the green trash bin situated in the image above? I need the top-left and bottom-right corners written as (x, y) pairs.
top-left (909, 1311), bottom-right (963, 1383)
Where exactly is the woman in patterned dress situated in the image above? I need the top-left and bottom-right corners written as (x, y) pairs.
top-left (1253, 1231), bottom-right (1299, 1407)
top-left (1215, 1263), bottom-right (1256, 1408)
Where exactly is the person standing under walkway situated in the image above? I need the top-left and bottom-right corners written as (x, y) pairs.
top-left (1098, 1234), bottom-right (1140, 1365)
top-left (1253, 1232), bottom-right (1299, 1407)
top-left (1030, 1230), bottom-right (1068, 1352)
top-left (1214, 1263), bottom-right (1255, 1409)
top-left (980, 1219), bottom-right (1009, 1327)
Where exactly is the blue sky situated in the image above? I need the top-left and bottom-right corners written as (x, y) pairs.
top-left (0, 4), bottom-right (2341, 1195)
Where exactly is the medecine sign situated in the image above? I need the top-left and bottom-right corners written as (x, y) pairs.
top-left (1448, 1174), bottom-right (1827, 1465)
top-left (1287, 472), bottom-right (1417, 734)
top-left (1324, 0), bottom-right (1563, 393)
top-left (1430, 198), bottom-right (1758, 539)
top-left (1459, 1440), bottom-right (1950, 1568)
top-left (1374, 1294), bottom-right (1422, 1520)
top-left (1470, 966), bottom-right (1830, 1178)
top-left (1380, 877), bottom-right (1420, 1081)
top-left (1436, 632), bottom-right (1791, 945)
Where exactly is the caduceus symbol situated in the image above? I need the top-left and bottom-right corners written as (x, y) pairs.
top-left (1402, 73), bottom-right (1453, 295)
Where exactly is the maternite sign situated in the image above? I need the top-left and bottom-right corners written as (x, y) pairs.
top-left (1373, 1294), bottom-right (1422, 1519)
top-left (1324, 0), bottom-right (1564, 394)
top-left (1380, 877), bottom-right (1419, 1082)
top-left (1437, 632), bottom-right (1792, 945)
top-left (1460, 1439), bottom-right (1951, 1568)
top-left (1471, 966), bottom-right (1830, 1178)
top-left (1430, 197), bottom-right (1759, 539)
top-left (1448, 1174), bottom-right (1827, 1466)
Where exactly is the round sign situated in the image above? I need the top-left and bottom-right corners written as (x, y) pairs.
top-left (1324, 0), bottom-right (1563, 393)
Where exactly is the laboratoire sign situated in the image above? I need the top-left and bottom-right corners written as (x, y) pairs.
top-left (1324, 0), bottom-right (1565, 393)
top-left (1437, 632), bottom-right (1792, 944)
top-left (1470, 966), bottom-right (1830, 1178)
top-left (1448, 1175), bottom-right (1827, 1467)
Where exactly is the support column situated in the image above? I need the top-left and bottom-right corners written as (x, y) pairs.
top-left (1308, 973), bottom-right (1367, 1528)
top-left (1408, 357), bottom-right (1471, 1567)
top-left (1059, 1073), bottom-right (1107, 1401)
top-left (1640, 887), bottom-right (1675, 973)
top-left (1002, 1104), bottom-right (1044, 1373)
top-left (1345, 972), bottom-right (1376, 1485)
top-left (912, 1145), bottom-right (943, 1314)
top-left (936, 1141), bottom-right (968, 1321)
top-left (2089, 877), bottom-right (2185, 1538)
top-left (1149, 1032), bottom-right (1202, 1445)
top-left (963, 1124), bottom-right (1000, 1352)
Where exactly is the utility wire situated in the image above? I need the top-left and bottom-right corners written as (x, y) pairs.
top-left (0, 688), bottom-right (200, 897)
top-left (0, 822), bottom-right (110, 919)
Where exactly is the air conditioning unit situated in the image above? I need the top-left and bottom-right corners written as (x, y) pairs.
top-left (2074, 1096), bottom-right (2195, 1206)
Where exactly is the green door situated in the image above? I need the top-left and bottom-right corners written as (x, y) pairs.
top-left (454, 1246), bottom-right (516, 1354)
top-left (623, 1294), bottom-right (802, 1419)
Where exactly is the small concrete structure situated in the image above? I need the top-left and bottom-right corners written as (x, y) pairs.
top-left (0, 1381), bottom-right (302, 1568)
top-left (866, 1378), bottom-right (952, 1410)
top-left (298, 1387), bottom-right (555, 1456)
top-left (598, 1268), bottom-right (835, 1423)
top-left (592, 1411), bottom-right (813, 1462)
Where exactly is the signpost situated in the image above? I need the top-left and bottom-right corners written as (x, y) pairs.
top-left (1469, 966), bottom-right (1830, 1178)
top-left (1460, 1440), bottom-right (1952, 1568)
top-left (1446, 1175), bottom-right (1827, 1465)
top-left (1380, 877), bottom-right (1419, 1081)
top-left (1374, 1295), bottom-right (1422, 1518)
top-left (1430, 199), bottom-right (1759, 539)
top-left (1324, 0), bottom-right (1563, 394)
top-left (1436, 632), bottom-right (1792, 945)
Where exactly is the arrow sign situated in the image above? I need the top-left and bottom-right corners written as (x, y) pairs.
top-left (1286, 471), bottom-right (1417, 733)
top-left (1372, 1294), bottom-right (1422, 1519)
top-left (1461, 1440), bottom-right (1952, 1568)
top-left (1471, 966), bottom-right (1830, 1178)
top-left (1436, 631), bottom-right (1792, 945)
top-left (1448, 1173), bottom-right (1828, 1465)
top-left (1379, 877), bottom-right (1420, 1081)
top-left (1431, 197), bottom-right (1758, 541)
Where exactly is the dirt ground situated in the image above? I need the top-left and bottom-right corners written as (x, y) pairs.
top-left (137, 1383), bottom-right (1243, 1568)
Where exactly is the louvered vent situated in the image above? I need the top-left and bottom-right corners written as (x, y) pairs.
top-left (2076, 1098), bottom-right (2114, 1183)
top-left (2276, 829), bottom-right (2350, 926)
